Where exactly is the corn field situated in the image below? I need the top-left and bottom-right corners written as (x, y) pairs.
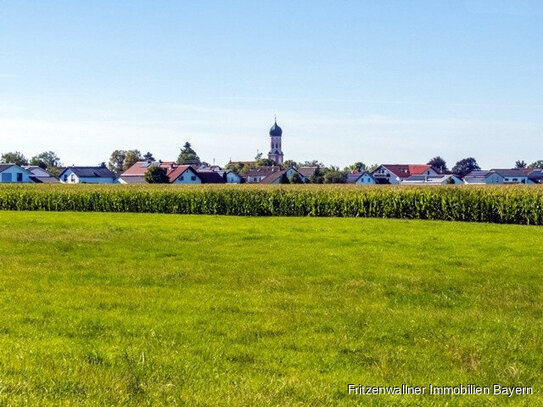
top-left (0, 184), bottom-right (542, 225)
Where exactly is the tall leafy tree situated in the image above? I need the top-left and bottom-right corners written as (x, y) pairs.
top-left (30, 151), bottom-right (61, 169)
top-left (452, 157), bottom-right (480, 177)
top-left (1, 151), bottom-right (28, 166)
top-left (108, 150), bottom-right (127, 173)
top-left (322, 167), bottom-right (348, 183)
top-left (144, 166), bottom-right (169, 183)
top-left (288, 172), bottom-right (303, 184)
top-left (143, 152), bottom-right (155, 161)
top-left (345, 162), bottom-right (367, 172)
top-left (427, 156), bottom-right (447, 172)
top-left (177, 142), bottom-right (201, 165)
top-left (515, 160), bottom-right (527, 169)
top-left (124, 150), bottom-right (142, 170)
top-left (528, 160), bottom-right (543, 169)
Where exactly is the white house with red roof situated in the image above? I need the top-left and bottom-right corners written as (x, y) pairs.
top-left (372, 164), bottom-right (440, 184)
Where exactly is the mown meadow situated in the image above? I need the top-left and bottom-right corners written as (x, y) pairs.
top-left (0, 211), bottom-right (541, 405)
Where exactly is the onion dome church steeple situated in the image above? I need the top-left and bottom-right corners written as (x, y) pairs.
top-left (268, 117), bottom-right (284, 164)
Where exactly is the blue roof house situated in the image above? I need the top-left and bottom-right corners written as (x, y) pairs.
top-left (59, 165), bottom-right (118, 184)
top-left (0, 164), bottom-right (36, 183)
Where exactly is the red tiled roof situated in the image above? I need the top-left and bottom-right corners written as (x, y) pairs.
top-left (381, 164), bottom-right (434, 178)
top-left (121, 161), bottom-right (176, 177)
top-left (166, 165), bottom-right (195, 182)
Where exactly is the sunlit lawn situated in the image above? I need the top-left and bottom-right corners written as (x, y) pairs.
top-left (0, 211), bottom-right (541, 405)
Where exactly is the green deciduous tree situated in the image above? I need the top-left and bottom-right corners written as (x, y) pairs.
top-left (1, 151), bottom-right (28, 166)
top-left (288, 172), bottom-right (303, 184)
top-left (528, 160), bottom-right (543, 169)
top-left (452, 157), bottom-right (480, 177)
top-left (144, 166), bottom-right (169, 183)
top-left (427, 156), bottom-right (447, 172)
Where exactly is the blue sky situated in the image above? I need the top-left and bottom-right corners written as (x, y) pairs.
top-left (1, 0), bottom-right (542, 168)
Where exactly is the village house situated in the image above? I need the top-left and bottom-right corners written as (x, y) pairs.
top-left (0, 164), bottom-right (35, 183)
top-left (372, 164), bottom-right (439, 184)
top-left (259, 167), bottom-right (307, 184)
top-left (244, 166), bottom-right (282, 183)
top-left (120, 161), bottom-right (226, 184)
top-left (400, 174), bottom-right (463, 185)
top-left (59, 165), bottom-right (117, 184)
top-left (347, 171), bottom-right (376, 185)
top-left (23, 166), bottom-right (60, 183)
top-left (490, 169), bottom-right (536, 184)
top-left (463, 170), bottom-right (504, 184)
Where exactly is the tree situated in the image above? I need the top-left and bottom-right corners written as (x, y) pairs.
top-left (144, 166), bottom-right (169, 183)
top-left (323, 166), bottom-right (347, 183)
top-left (108, 150), bottom-right (127, 173)
top-left (528, 160), bottom-right (543, 169)
top-left (124, 150), bottom-right (142, 170)
top-left (288, 172), bottom-right (303, 184)
top-left (254, 151), bottom-right (263, 160)
top-left (301, 160), bottom-right (324, 167)
top-left (452, 157), bottom-right (480, 177)
top-left (346, 162), bottom-right (367, 172)
top-left (309, 167), bottom-right (324, 184)
top-left (143, 152), bottom-right (155, 162)
top-left (278, 173), bottom-right (290, 184)
top-left (427, 156), bottom-right (447, 172)
top-left (108, 149), bottom-right (142, 174)
top-left (30, 151), bottom-right (61, 169)
top-left (282, 159), bottom-right (297, 169)
top-left (515, 160), bottom-right (527, 169)
top-left (256, 158), bottom-right (275, 167)
top-left (177, 142), bottom-right (201, 165)
top-left (1, 151), bottom-right (28, 166)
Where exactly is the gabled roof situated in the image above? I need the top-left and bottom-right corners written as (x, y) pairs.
top-left (166, 165), bottom-right (199, 182)
top-left (23, 166), bottom-right (57, 178)
top-left (0, 164), bottom-right (14, 173)
top-left (297, 167), bottom-right (319, 177)
top-left (464, 170), bottom-right (494, 178)
top-left (60, 166), bottom-right (117, 179)
top-left (490, 169), bottom-right (531, 178)
top-left (347, 171), bottom-right (374, 184)
top-left (121, 161), bottom-right (176, 177)
top-left (197, 171), bottom-right (225, 183)
top-left (29, 176), bottom-right (59, 184)
top-left (245, 166), bottom-right (281, 178)
top-left (378, 164), bottom-right (435, 178)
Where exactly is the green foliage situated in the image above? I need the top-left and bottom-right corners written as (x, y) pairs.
top-left (288, 172), bottom-right (303, 184)
top-left (1, 151), bottom-right (28, 166)
top-left (256, 158), bottom-right (276, 167)
top-left (528, 160), bottom-right (543, 169)
top-left (322, 167), bottom-right (347, 184)
top-left (177, 142), bottom-right (200, 165)
top-left (1, 184), bottom-right (543, 225)
top-left (452, 157), bottom-right (480, 177)
top-left (278, 173), bottom-right (289, 184)
top-left (515, 160), bottom-right (527, 169)
top-left (108, 150), bottom-right (142, 174)
top-left (345, 162), bottom-right (367, 172)
top-left (427, 156), bottom-right (447, 172)
top-left (144, 166), bottom-right (169, 183)
top-left (0, 212), bottom-right (543, 405)
top-left (30, 151), bottom-right (61, 169)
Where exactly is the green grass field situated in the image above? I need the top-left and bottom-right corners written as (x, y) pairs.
top-left (0, 211), bottom-right (541, 405)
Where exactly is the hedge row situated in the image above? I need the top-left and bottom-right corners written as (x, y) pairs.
top-left (0, 184), bottom-right (542, 225)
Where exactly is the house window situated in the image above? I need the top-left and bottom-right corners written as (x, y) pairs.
top-left (1, 173), bottom-right (11, 182)
top-left (180, 176), bottom-right (184, 181)
top-left (191, 176), bottom-right (196, 181)
top-left (63, 174), bottom-right (68, 182)
top-left (17, 173), bottom-right (23, 182)
top-left (70, 174), bottom-right (76, 182)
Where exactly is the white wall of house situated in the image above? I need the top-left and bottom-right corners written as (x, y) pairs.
top-left (485, 173), bottom-right (504, 184)
top-left (0, 166), bottom-right (34, 183)
top-left (372, 167), bottom-right (400, 184)
top-left (172, 169), bottom-right (202, 184)
top-left (355, 174), bottom-right (376, 185)
top-left (226, 171), bottom-right (241, 183)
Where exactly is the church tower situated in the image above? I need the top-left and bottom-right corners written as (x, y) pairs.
top-left (268, 118), bottom-right (284, 164)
